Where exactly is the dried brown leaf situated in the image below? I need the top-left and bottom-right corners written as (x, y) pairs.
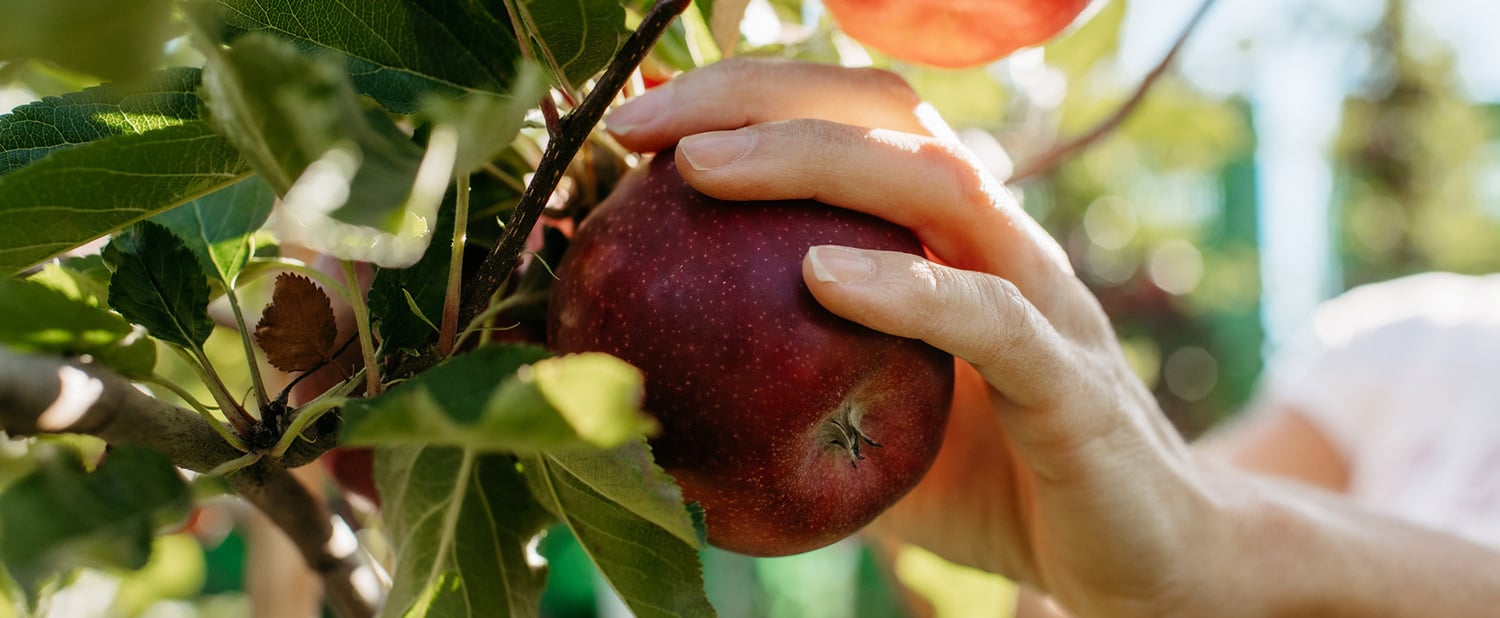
top-left (255, 273), bottom-right (337, 372)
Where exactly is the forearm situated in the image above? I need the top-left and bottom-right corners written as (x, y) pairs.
top-left (1220, 468), bottom-right (1500, 617)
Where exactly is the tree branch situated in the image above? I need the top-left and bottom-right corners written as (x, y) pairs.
top-left (457, 0), bottom-right (692, 336)
top-left (0, 347), bottom-right (371, 617)
top-left (1008, 0), bottom-right (1218, 183)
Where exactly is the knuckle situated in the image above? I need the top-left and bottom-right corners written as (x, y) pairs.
top-left (972, 275), bottom-right (1043, 367)
top-left (853, 66), bottom-right (921, 107)
top-left (914, 141), bottom-right (995, 215)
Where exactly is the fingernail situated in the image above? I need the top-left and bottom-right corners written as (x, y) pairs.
top-left (808, 245), bottom-right (874, 284)
top-left (605, 83), bottom-right (673, 136)
top-left (679, 130), bottom-right (754, 171)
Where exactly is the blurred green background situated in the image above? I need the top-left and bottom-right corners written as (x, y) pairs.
top-left (2, 0), bottom-right (1497, 615)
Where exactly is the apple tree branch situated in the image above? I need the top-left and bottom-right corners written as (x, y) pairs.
top-left (0, 347), bottom-right (373, 618)
top-left (1008, 0), bottom-right (1219, 183)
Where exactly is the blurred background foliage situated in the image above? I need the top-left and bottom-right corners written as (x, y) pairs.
top-left (2, 0), bottom-right (1497, 616)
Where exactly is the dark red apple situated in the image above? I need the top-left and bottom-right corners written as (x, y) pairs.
top-left (547, 150), bottom-right (954, 556)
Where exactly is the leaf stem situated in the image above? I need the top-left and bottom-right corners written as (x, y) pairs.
top-left (459, 0), bottom-right (692, 333)
top-left (224, 284), bottom-right (271, 409)
top-left (144, 374), bottom-right (250, 452)
top-left (270, 396), bottom-right (348, 459)
top-left (343, 260), bottom-right (382, 397)
top-left (438, 174), bottom-right (470, 357)
top-left (205, 451), bottom-right (263, 477)
top-left (179, 345), bottom-right (256, 435)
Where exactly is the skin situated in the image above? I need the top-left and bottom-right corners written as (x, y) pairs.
top-left (604, 58), bottom-right (1500, 617)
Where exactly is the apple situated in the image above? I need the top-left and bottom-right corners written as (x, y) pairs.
top-left (547, 150), bottom-right (954, 556)
top-left (823, 0), bottom-right (1093, 68)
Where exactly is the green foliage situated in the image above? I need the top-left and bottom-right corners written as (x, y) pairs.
top-left (0, 0), bottom-right (174, 81)
top-left (0, 68), bottom-right (204, 175)
top-left (368, 203), bottom-right (454, 360)
top-left (151, 177), bottom-right (276, 287)
top-left (213, 0), bottom-right (527, 114)
top-left (376, 447), bottom-right (554, 618)
top-left (0, 278), bottom-right (156, 379)
top-left (516, 0), bottom-right (630, 92)
top-left (0, 445), bottom-right (190, 599)
top-left (102, 222), bottom-right (214, 350)
top-left (423, 64), bottom-right (550, 177)
top-left (342, 346), bottom-right (656, 452)
top-left (0, 122), bottom-right (250, 274)
top-left (524, 451), bottom-right (716, 618)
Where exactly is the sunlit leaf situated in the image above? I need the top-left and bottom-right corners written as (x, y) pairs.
top-left (102, 222), bottom-right (214, 350)
top-left (0, 122), bottom-right (250, 275)
top-left (0, 278), bottom-right (156, 379)
top-left (0, 68), bottom-right (203, 176)
top-left (27, 256), bottom-right (112, 309)
top-left (377, 446), bottom-right (552, 618)
top-left (212, 0), bottom-right (525, 114)
top-left (341, 346), bottom-right (656, 452)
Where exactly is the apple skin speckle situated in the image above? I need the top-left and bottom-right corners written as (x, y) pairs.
top-left (548, 149), bottom-right (954, 556)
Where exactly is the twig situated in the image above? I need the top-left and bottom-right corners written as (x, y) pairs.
top-left (0, 347), bottom-right (369, 617)
top-left (1008, 0), bottom-right (1218, 183)
top-left (458, 0), bottom-right (693, 335)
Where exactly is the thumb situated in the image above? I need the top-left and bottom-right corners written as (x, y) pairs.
top-left (803, 245), bottom-right (1073, 411)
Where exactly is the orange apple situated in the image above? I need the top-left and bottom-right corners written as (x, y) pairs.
top-left (823, 0), bottom-right (1093, 68)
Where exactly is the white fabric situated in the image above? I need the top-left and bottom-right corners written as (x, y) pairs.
top-left (1264, 272), bottom-right (1500, 549)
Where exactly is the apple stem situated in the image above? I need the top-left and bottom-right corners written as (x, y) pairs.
top-left (825, 403), bottom-right (882, 469)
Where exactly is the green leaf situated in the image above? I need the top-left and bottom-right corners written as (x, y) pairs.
top-left (422, 62), bottom-right (549, 177)
top-left (542, 441), bottom-right (699, 547)
top-left (0, 278), bottom-right (156, 379)
top-left (0, 0), bottom-right (175, 81)
top-left (197, 32), bottom-right (449, 268)
top-left (151, 176), bottom-right (275, 286)
top-left (0, 445), bottom-right (190, 598)
top-left (196, 32), bottom-right (378, 195)
top-left (341, 346), bottom-right (656, 452)
top-left (524, 452), bottom-right (716, 618)
top-left (0, 121), bottom-right (251, 275)
top-left (0, 68), bottom-right (204, 176)
top-left (368, 202), bottom-right (454, 359)
top-left (212, 0), bottom-right (525, 114)
top-left (102, 222), bottom-right (214, 350)
top-left (28, 256), bottom-right (112, 308)
top-left (517, 0), bottom-right (630, 92)
top-left (376, 446), bottom-right (553, 618)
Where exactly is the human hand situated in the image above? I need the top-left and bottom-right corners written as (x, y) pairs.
top-left (605, 58), bottom-right (1231, 616)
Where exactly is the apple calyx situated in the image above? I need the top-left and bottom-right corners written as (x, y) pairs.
top-left (822, 402), bottom-right (883, 468)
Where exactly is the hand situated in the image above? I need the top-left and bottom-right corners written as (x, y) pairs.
top-left (606, 59), bottom-right (1230, 616)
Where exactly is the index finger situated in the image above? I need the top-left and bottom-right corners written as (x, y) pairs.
top-left (606, 58), bottom-right (947, 151)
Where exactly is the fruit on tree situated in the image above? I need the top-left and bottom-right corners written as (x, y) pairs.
top-left (823, 0), bottom-right (1093, 68)
top-left (547, 150), bottom-right (954, 556)
top-left (322, 447), bottom-right (381, 507)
